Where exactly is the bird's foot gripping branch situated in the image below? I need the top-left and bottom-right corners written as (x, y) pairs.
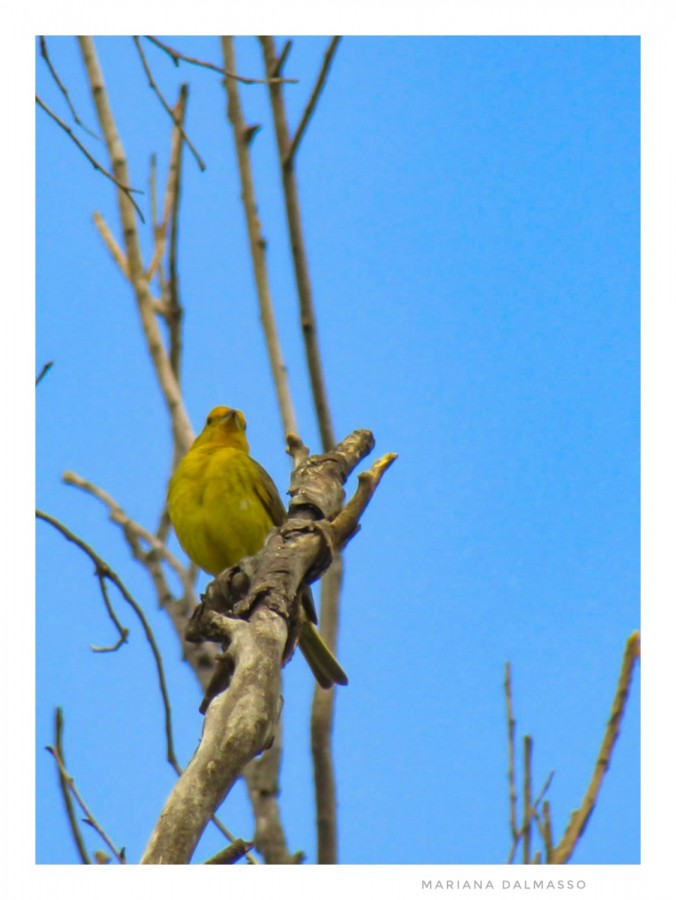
top-left (141, 428), bottom-right (396, 864)
top-left (186, 427), bottom-right (395, 711)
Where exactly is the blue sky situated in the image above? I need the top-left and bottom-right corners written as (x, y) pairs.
top-left (35, 35), bottom-right (639, 869)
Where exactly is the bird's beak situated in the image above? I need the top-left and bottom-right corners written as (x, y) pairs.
top-left (220, 409), bottom-right (241, 428)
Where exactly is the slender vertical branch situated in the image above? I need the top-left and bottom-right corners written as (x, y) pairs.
top-left (243, 720), bottom-right (300, 864)
top-left (259, 34), bottom-right (345, 864)
top-left (259, 35), bottom-right (336, 451)
top-left (53, 708), bottom-right (91, 863)
top-left (221, 36), bottom-right (298, 439)
top-left (77, 36), bottom-right (193, 456)
top-left (166, 85), bottom-right (188, 383)
top-left (311, 557), bottom-right (343, 863)
top-left (220, 35), bottom-right (296, 862)
top-left (504, 662), bottom-right (520, 862)
top-left (522, 735), bottom-right (533, 864)
top-left (258, 34), bottom-right (346, 864)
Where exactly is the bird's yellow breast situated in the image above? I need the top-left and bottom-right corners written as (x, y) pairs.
top-left (168, 443), bottom-right (276, 576)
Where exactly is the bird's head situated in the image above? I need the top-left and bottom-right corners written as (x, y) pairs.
top-left (195, 406), bottom-right (250, 451)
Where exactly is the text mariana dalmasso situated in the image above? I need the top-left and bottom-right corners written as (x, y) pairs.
top-left (421, 881), bottom-right (587, 891)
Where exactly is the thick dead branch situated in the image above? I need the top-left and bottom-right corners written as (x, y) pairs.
top-left (141, 428), bottom-right (395, 864)
top-left (141, 609), bottom-right (285, 864)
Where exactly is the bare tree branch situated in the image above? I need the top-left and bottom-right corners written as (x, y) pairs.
top-left (504, 662), bottom-right (519, 862)
top-left (258, 36), bottom-right (346, 861)
top-left (141, 428), bottom-right (394, 864)
top-left (202, 839), bottom-right (255, 865)
top-left (145, 35), bottom-right (298, 85)
top-left (221, 36), bottom-right (298, 439)
top-left (522, 735), bottom-right (533, 863)
top-left (549, 632), bottom-right (640, 864)
top-left (36, 94), bottom-right (145, 222)
top-left (133, 37), bottom-right (206, 172)
top-left (259, 35), bottom-right (337, 452)
top-left (92, 210), bottom-right (130, 276)
top-left (38, 36), bottom-right (99, 139)
top-left (46, 741), bottom-right (126, 864)
top-left (53, 708), bottom-right (91, 864)
top-left (243, 720), bottom-right (302, 864)
top-left (504, 634), bottom-right (639, 864)
top-left (36, 509), bottom-right (180, 773)
top-left (35, 360), bottom-right (54, 386)
top-left (286, 36), bottom-right (341, 165)
top-left (77, 36), bottom-right (193, 456)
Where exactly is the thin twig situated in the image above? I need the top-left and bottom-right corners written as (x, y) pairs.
top-left (543, 800), bottom-right (554, 860)
top-left (145, 35), bottom-right (298, 85)
top-left (504, 662), bottom-right (519, 862)
top-left (35, 360), bottom-right (54, 386)
top-left (533, 770), bottom-right (555, 811)
top-left (38, 36), bottom-right (99, 139)
top-left (36, 509), bottom-right (180, 773)
top-left (166, 86), bottom-right (187, 382)
top-left (46, 742), bottom-right (126, 863)
top-left (272, 40), bottom-right (293, 78)
top-left (286, 36), bottom-right (341, 164)
top-left (549, 632), bottom-right (640, 864)
top-left (523, 735), bottom-right (533, 864)
top-left (203, 839), bottom-right (255, 865)
top-left (62, 470), bottom-right (194, 596)
top-left (311, 559), bottom-right (342, 863)
top-left (59, 470), bottom-right (217, 705)
top-left (133, 36), bottom-right (206, 171)
top-left (221, 36), bottom-right (298, 439)
top-left (53, 708), bottom-right (91, 863)
top-left (36, 94), bottom-right (145, 222)
top-left (91, 570), bottom-right (130, 651)
top-left (92, 211), bottom-right (130, 277)
top-left (145, 83), bottom-right (188, 392)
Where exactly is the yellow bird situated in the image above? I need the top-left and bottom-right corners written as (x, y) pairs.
top-left (168, 405), bottom-right (348, 689)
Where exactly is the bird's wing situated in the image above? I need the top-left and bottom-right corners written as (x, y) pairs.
top-left (250, 458), bottom-right (287, 527)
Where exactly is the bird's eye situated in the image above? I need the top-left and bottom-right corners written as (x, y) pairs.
top-left (206, 416), bottom-right (213, 425)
